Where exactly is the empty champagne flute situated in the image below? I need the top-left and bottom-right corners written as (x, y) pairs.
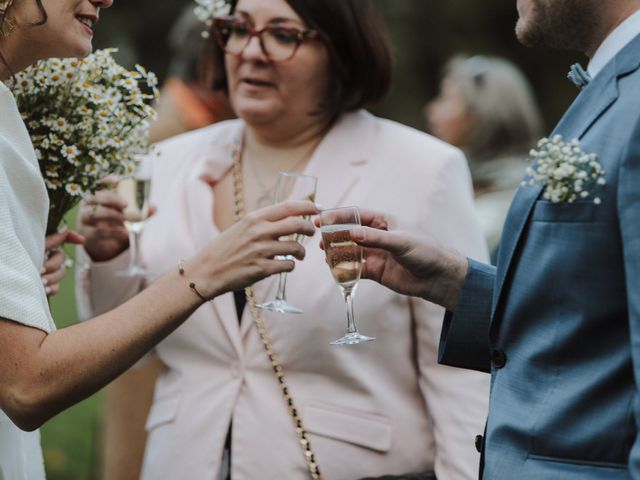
top-left (257, 172), bottom-right (317, 314)
top-left (116, 163), bottom-right (152, 277)
top-left (320, 206), bottom-right (374, 345)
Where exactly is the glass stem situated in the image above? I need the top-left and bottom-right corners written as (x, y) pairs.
top-left (343, 287), bottom-right (358, 334)
top-left (129, 229), bottom-right (141, 269)
top-left (275, 272), bottom-right (288, 302)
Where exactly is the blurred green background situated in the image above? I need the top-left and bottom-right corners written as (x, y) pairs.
top-left (41, 1), bottom-right (581, 478)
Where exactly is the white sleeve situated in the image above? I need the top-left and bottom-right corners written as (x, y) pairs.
top-left (0, 143), bottom-right (54, 333)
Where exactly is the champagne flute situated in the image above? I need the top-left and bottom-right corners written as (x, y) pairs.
top-left (257, 172), bottom-right (317, 314)
top-left (116, 163), bottom-right (152, 277)
top-left (320, 206), bottom-right (374, 345)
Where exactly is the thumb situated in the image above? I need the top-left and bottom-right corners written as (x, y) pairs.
top-left (350, 226), bottom-right (408, 257)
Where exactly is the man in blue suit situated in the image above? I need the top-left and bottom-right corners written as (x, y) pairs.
top-left (348, 0), bottom-right (640, 478)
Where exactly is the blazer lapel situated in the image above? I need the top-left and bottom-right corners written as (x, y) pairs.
top-left (305, 111), bottom-right (376, 209)
top-left (492, 36), bottom-right (640, 317)
top-left (185, 123), bottom-right (246, 357)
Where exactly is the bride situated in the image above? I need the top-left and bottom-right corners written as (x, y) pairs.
top-left (0, 1), bottom-right (318, 478)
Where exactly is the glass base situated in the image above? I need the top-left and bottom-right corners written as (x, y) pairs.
top-left (115, 265), bottom-right (148, 277)
top-left (257, 299), bottom-right (304, 314)
top-left (330, 332), bottom-right (375, 346)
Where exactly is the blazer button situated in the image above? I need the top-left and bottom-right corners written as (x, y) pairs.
top-left (492, 349), bottom-right (507, 369)
top-left (475, 434), bottom-right (483, 453)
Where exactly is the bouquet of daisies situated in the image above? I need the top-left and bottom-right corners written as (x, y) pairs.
top-left (11, 48), bottom-right (159, 234)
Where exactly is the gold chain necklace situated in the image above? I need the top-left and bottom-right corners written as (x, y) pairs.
top-left (232, 144), bottom-right (323, 480)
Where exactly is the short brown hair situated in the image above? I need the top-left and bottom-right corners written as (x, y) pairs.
top-left (201, 0), bottom-right (392, 121)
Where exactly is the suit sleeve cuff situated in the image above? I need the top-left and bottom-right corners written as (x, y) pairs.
top-left (438, 257), bottom-right (495, 373)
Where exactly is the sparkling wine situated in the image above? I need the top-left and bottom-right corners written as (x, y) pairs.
top-left (321, 224), bottom-right (362, 288)
top-left (120, 178), bottom-right (151, 233)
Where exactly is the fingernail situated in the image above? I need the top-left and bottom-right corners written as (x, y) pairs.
top-left (44, 286), bottom-right (52, 295)
top-left (315, 203), bottom-right (323, 210)
top-left (42, 277), bottom-right (49, 286)
top-left (57, 225), bottom-right (68, 234)
top-left (40, 267), bottom-right (46, 274)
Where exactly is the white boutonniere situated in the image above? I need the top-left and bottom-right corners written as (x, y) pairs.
top-left (522, 135), bottom-right (606, 204)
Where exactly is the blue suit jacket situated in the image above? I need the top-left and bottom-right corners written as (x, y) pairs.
top-left (440, 34), bottom-right (640, 479)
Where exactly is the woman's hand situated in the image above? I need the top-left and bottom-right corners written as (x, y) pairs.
top-left (43, 229), bottom-right (85, 297)
top-left (185, 200), bottom-right (320, 299)
top-left (77, 190), bottom-right (130, 262)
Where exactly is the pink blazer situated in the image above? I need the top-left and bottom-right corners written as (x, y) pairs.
top-left (77, 111), bottom-right (490, 480)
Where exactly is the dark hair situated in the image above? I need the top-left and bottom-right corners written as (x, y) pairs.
top-left (201, 0), bottom-right (392, 121)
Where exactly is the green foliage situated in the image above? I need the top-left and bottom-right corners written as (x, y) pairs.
top-left (40, 208), bottom-right (104, 480)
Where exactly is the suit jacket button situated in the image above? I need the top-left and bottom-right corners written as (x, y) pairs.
top-left (492, 349), bottom-right (507, 369)
top-left (475, 434), bottom-right (483, 453)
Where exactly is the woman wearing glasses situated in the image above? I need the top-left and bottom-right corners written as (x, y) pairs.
top-left (78, 0), bottom-right (490, 479)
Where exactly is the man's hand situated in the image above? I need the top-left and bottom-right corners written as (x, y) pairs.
top-left (320, 209), bottom-right (468, 311)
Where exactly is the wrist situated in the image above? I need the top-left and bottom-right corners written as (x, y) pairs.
top-left (179, 257), bottom-right (224, 302)
top-left (425, 250), bottom-right (468, 311)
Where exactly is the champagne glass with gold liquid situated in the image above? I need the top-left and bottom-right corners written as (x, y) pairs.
top-left (257, 172), bottom-right (317, 314)
top-left (116, 163), bottom-right (152, 277)
top-left (320, 206), bottom-right (374, 345)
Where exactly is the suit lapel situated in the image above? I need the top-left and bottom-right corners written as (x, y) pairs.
top-left (492, 35), bottom-right (640, 317)
top-left (240, 112), bottom-right (376, 339)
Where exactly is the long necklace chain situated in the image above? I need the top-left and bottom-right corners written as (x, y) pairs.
top-left (232, 144), bottom-right (323, 480)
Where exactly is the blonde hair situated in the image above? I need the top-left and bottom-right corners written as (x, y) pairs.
top-left (444, 55), bottom-right (543, 161)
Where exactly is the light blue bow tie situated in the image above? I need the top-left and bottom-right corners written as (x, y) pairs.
top-left (567, 63), bottom-right (592, 90)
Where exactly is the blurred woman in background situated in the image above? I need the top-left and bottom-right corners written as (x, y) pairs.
top-left (425, 55), bottom-right (543, 258)
top-left (78, 0), bottom-right (490, 478)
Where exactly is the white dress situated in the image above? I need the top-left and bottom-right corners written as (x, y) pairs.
top-left (0, 80), bottom-right (56, 480)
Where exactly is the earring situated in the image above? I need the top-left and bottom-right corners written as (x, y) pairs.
top-left (0, 0), bottom-right (15, 38)
top-left (0, 16), bottom-right (15, 37)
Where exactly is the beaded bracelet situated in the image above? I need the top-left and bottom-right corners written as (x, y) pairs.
top-left (178, 259), bottom-right (210, 303)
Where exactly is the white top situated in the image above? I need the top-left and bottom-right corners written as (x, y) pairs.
top-left (0, 80), bottom-right (55, 480)
top-left (588, 8), bottom-right (640, 78)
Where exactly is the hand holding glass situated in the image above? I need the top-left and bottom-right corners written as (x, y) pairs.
top-left (257, 172), bottom-right (317, 314)
top-left (116, 165), bottom-right (151, 277)
top-left (320, 206), bottom-right (374, 345)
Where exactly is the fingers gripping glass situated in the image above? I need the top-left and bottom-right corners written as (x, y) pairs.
top-left (212, 16), bottom-right (319, 62)
top-left (257, 172), bottom-right (317, 314)
top-left (320, 206), bottom-right (375, 345)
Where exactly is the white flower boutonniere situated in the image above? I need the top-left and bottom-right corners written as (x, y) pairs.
top-left (522, 134), bottom-right (606, 204)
